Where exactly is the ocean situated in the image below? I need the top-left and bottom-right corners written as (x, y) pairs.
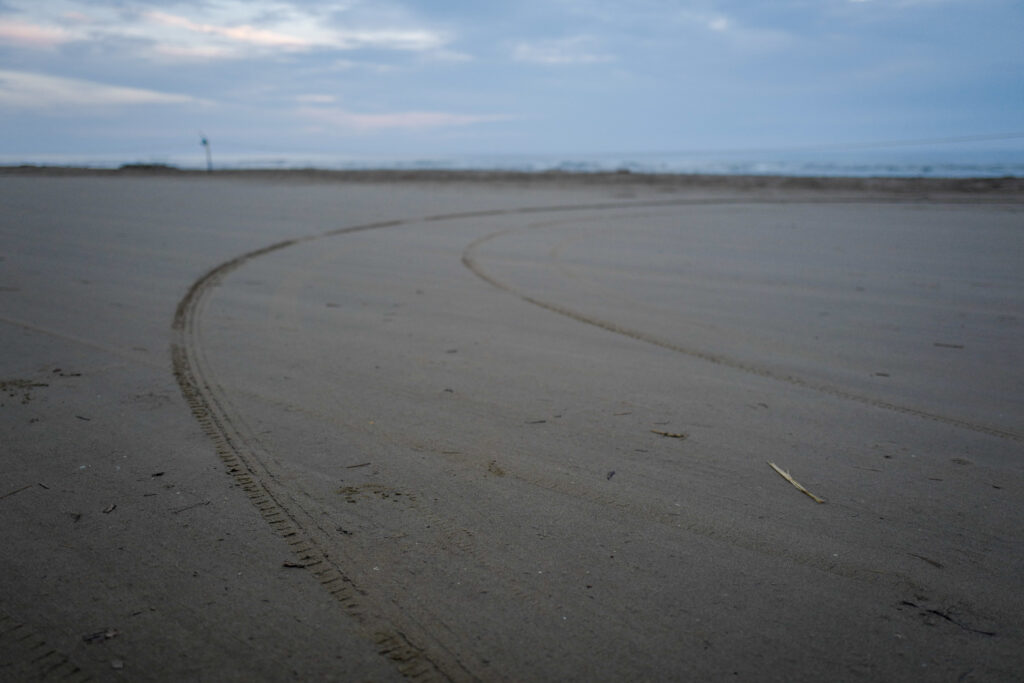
top-left (5, 146), bottom-right (1024, 178)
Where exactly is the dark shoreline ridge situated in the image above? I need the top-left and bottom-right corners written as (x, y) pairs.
top-left (2, 163), bottom-right (1023, 194)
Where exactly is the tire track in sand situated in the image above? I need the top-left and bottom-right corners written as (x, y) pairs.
top-left (171, 222), bottom-right (462, 681)
top-left (170, 196), bottom-right (1021, 681)
top-left (461, 224), bottom-right (1022, 444)
top-left (171, 199), bottom-right (736, 681)
top-left (0, 610), bottom-right (92, 682)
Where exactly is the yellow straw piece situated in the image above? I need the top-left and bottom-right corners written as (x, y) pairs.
top-left (768, 462), bottom-right (825, 504)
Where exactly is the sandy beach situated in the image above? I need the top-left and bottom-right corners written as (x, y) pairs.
top-left (1, 168), bottom-right (1022, 681)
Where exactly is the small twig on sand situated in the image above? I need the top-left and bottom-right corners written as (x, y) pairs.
top-left (651, 430), bottom-right (687, 439)
top-left (0, 484), bottom-right (33, 500)
top-left (768, 462), bottom-right (825, 503)
top-left (172, 500), bottom-right (211, 514)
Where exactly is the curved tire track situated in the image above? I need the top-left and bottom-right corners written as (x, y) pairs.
top-left (170, 195), bottom-right (1021, 680)
top-left (0, 610), bottom-right (92, 682)
top-left (170, 199), bottom-right (720, 680)
top-left (171, 223), bottom-right (464, 680)
top-left (461, 224), bottom-right (1022, 444)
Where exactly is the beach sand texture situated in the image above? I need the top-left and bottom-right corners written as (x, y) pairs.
top-left (1, 170), bottom-right (1022, 681)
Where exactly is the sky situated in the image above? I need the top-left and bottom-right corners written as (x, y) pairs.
top-left (0, 0), bottom-right (1022, 166)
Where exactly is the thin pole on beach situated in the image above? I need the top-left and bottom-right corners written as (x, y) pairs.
top-left (199, 133), bottom-right (213, 172)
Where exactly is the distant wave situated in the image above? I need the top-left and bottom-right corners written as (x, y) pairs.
top-left (4, 152), bottom-right (1024, 178)
top-left (212, 155), bottom-right (1024, 178)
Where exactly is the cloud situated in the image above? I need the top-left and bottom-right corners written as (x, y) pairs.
top-left (421, 48), bottom-right (474, 63)
top-left (0, 18), bottom-right (71, 47)
top-left (674, 9), bottom-right (791, 50)
top-left (151, 43), bottom-right (236, 60)
top-left (332, 28), bottom-right (446, 51)
top-left (328, 58), bottom-right (398, 73)
top-left (299, 106), bottom-right (508, 132)
top-left (707, 16), bottom-right (730, 32)
top-left (144, 8), bottom-right (446, 53)
top-left (0, 0), bottom-right (451, 61)
top-left (144, 9), bottom-right (318, 50)
top-left (0, 69), bottom-right (204, 109)
top-left (512, 36), bottom-right (615, 65)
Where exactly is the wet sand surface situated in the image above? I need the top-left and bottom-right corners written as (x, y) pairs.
top-left (1, 170), bottom-right (1022, 681)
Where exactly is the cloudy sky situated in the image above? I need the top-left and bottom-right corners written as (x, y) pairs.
top-left (0, 0), bottom-right (1021, 164)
